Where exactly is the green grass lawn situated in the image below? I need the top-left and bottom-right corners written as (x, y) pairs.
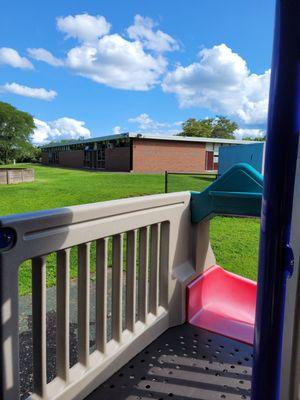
top-left (0, 164), bottom-right (213, 214)
top-left (0, 164), bottom-right (260, 295)
top-left (210, 216), bottom-right (259, 280)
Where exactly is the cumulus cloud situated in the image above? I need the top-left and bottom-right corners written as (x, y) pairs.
top-left (128, 113), bottom-right (181, 135)
top-left (127, 15), bottom-right (179, 53)
top-left (0, 47), bottom-right (33, 69)
top-left (1, 82), bottom-right (57, 101)
top-left (57, 13), bottom-right (111, 42)
top-left (65, 34), bottom-right (167, 90)
top-left (27, 48), bottom-right (63, 67)
top-left (129, 113), bottom-right (165, 130)
top-left (234, 128), bottom-right (266, 140)
top-left (31, 13), bottom-right (177, 91)
top-left (32, 117), bottom-right (91, 145)
top-left (162, 44), bottom-right (270, 124)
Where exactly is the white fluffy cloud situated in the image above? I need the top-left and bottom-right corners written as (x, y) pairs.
top-left (32, 13), bottom-right (177, 91)
top-left (1, 82), bottom-right (57, 101)
top-left (129, 113), bottom-right (181, 135)
top-left (129, 113), bottom-right (165, 130)
top-left (27, 48), bottom-right (63, 67)
top-left (127, 15), bottom-right (179, 53)
top-left (57, 13), bottom-right (111, 42)
top-left (32, 117), bottom-right (91, 145)
top-left (162, 44), bottom-right (270, 124)
top-left (0, 47), bottom-right (33, 69)
top-left (234, 128), bottom-right (266, 139)
top-left (65, 34), bottom-right (167, 90)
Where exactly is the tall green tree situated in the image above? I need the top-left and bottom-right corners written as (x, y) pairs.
top-left (179, 116), bottom-right (238, 139)
top-left (180, 118), bottom-right (213, 137)
top-left (0, 101), bottom-right (36, 164)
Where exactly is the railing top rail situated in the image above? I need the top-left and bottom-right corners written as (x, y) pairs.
top-left (0, 190), bottom-right (194, 400)
top-left (0, 192), bottom-right (191, 260)
top-left (0, 191), bottom-right (190, 227)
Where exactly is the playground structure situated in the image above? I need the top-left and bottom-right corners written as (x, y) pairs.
top-left (0, 164), bottom-right (262, 400)
top-left (0, 159), bottom-right (291, 400)
top-left (1, 1), bottom-right (300, 399)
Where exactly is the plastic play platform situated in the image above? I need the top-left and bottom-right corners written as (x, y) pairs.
top-left (86, 163), bottom-right (262, 399)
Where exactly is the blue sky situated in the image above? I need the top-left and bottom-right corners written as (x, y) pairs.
top-left (0, 0), bottom-right (275, 144)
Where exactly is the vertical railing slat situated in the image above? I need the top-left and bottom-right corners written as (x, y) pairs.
top-left (112, 234), bottom-right (123, 342)
top-left (0, 256), bottom-right (20, 400)
top-left (126, 230), bottom-right (137, 332)
top-left (96, 238), bottom-right (108, 353)
top-left (138, 227), bottom-right (149, 323)
top-left (32, 256), bottom-right (47, 397)
top-left (56, 249), bottom-right (70, 382)
top-left (78, 243), bottom-right (90, 366)
top-left (149, 224), bottom-right (160, 315)
top-left (159, 222), bottom-right (170, 309)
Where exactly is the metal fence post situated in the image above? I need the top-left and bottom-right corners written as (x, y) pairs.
top-left (164, 171), bottom-right (168, 193)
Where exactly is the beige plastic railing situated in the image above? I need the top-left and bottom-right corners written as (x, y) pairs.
top-left (0, 192), bottom-right (215, 400)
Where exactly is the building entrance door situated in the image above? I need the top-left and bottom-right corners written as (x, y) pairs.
top-left (205, 151), bottom-right (214, 170)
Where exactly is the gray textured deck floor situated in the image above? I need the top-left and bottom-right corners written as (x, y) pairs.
top-left (86, 323), bottom-right (253, 400)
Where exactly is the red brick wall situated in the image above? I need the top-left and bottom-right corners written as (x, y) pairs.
top-left (105, 147), bottom-right (131, 171)
top-left (58, 150), bottom-right (84, 168)
top-left (41, 148), bottom-right (130, 171)
top-left (132, 139), bottom-right (206, 173)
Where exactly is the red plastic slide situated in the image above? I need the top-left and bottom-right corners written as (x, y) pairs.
top-left (187, 265), bottom-right (257, 345)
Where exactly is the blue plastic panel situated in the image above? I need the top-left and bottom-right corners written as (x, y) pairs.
top-left (218, 143), bottom-right (265, 176)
